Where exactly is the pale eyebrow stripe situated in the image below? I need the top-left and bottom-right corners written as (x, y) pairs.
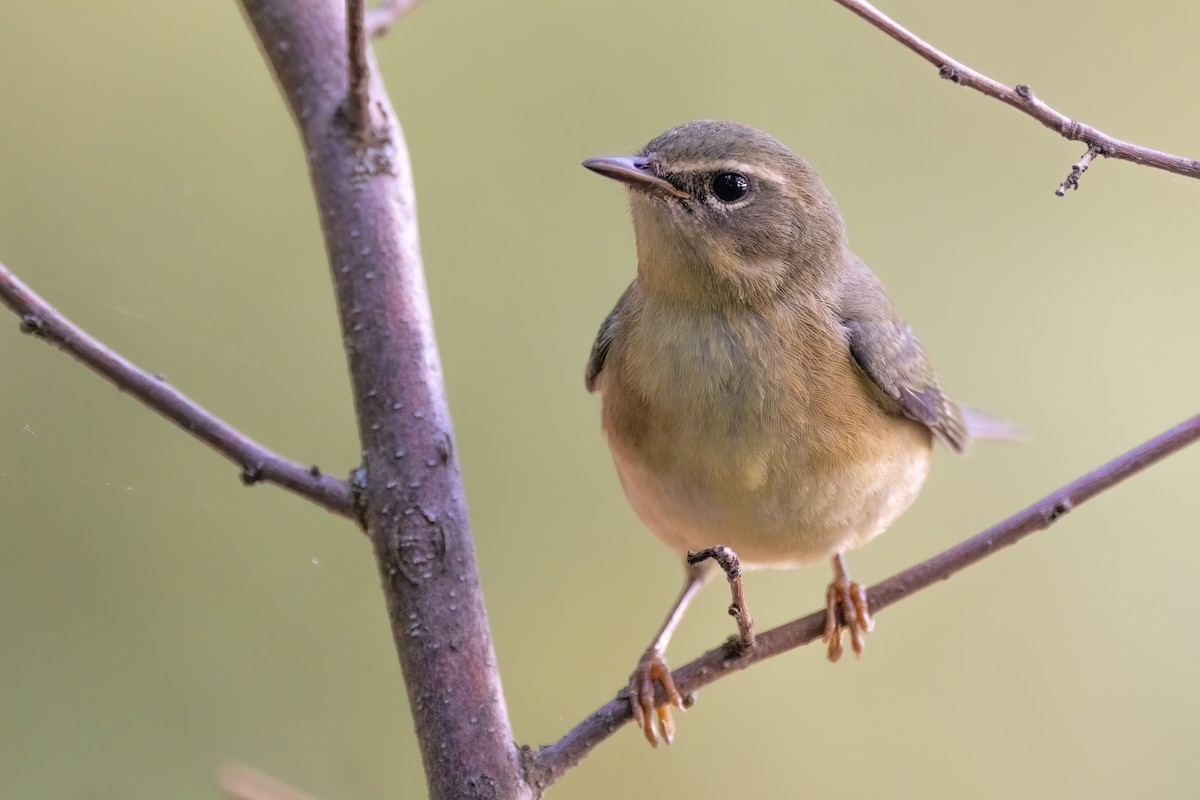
top-left (660, 160), bottom-right (785, 184)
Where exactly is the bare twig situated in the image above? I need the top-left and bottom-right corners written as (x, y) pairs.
top-left (688, 546), bottom-right (754, 649)
top-left (365, 0), bottom-right (424, 37)
top-left (833, 0), bottom-right (1200, 194)
top-left (0, 260), bottom-right (357, 519)
top-left (241, 2), bottom-right (528, 798)
top-left (527, 414), bottom-right (1200, 791)
top-left (1056, 146), bottom-right (1102, 196)
top-left (344, 0), bottom-right (370, 132)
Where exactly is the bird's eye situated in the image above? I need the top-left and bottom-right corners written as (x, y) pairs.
top-left (711, 172), bottom-right (750, 203)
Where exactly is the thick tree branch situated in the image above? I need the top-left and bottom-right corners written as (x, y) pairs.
top-left (527, 413), bottom-right (1200, 791)
top-left (833, 0), bottom-right (1200, 195)
top-left (366, 0), bottom-right (424, 38)
top-left (239, 2), bottom-right (529, 798)
top-left (0, 260), bottom-right (356, 519)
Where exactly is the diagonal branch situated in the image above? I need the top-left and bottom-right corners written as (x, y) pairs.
top-left (0, 260), bottom-right (357, 519)
top-left (527, 413), bottom-right (1200, 791)
top-left (833, 0), bottom-right (1200, 195)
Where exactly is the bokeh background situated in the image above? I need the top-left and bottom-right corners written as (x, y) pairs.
top-left (2, 1), bottom-right (1198, 797)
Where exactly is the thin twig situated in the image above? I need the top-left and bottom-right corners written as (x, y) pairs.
top-left (833, 0), bottom-right (1200, 194)
top-left (0, 260), bottom-right (357, 519)
top-left (365, 0), bottom-right (424, 37)
top-left (688, 546), bottom-right (754, 649)
top-left (1056, 146), bottom-right (1102, 196)
top-left (527, 413), bottom-right (1200, 792)
top-left (344, 0), bottom-right (371, 132)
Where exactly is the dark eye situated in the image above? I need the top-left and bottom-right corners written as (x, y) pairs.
top-left (711, 172), bottom-right (750, 202)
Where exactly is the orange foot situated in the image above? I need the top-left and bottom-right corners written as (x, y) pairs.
top-left (629, 650), bottom-right (684, 746)
top-left (823, 570), bottom-right (874, 663)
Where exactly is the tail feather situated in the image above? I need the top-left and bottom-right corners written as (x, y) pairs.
top-left (962, 406), bottom-right (1029, 447)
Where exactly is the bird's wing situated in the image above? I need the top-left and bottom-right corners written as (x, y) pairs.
top-left (584, 283), bottom-right (632, 393)
top-left (838, 254), bottom-right (969, 453)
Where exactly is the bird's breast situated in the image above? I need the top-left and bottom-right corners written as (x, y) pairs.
top-left (599, 300), bottom-right (932, 566)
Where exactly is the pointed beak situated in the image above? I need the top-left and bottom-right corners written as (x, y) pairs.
top-left (582, 156), bottom-right (690, 199)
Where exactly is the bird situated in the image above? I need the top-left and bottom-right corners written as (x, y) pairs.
top-left (581, 120), bottom-right (1021, 746)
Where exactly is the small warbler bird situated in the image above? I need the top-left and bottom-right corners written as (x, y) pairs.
top-left (582, 120), bottom-right (1020, 746)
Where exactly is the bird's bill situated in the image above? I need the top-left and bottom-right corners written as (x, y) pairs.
top-left (582, 156), bottom-right (690, 199)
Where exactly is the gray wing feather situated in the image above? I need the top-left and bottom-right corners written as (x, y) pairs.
top-left (585, 286), bottom-right (630, 393)
top-left (840, 255), bottom-right (968, 453)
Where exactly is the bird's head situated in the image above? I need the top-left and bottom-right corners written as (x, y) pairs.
top-left (584, 120), bottom-right (846, 307)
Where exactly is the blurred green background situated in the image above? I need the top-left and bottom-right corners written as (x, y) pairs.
top-left (1, 1), bottom-right (1198, 797)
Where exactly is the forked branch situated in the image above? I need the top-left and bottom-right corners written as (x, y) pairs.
top-left (7, 2), bottom-right (1192, 797)
top-left (241, 1), bottom-right (526, 797)
top-left (833, 0), bottom-right (1200, 194)
top-left (527, 413), bottom-right (1200, 790)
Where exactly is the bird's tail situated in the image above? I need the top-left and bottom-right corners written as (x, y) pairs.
top-left (962, 405), bottom-right (1029, 445)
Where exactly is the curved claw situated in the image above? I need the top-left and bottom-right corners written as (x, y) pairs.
top-left (629, 652), bottom-right (684, 746)
top-left (823, 572), bottom-right (874, 663)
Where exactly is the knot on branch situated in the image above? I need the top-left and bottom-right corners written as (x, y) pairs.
top-left (1043, 498), bottom-right (1074, 524)
top-left (240, 462), bottom-right (265, 485)
top-left (938, 64), bottom-right (961, 83)
top-left (1058, 119), bottom-right (1083, 140)
top-left (18, 314), bottom-right (46, 336)
top-left (393, 516), bottom-right (447, 584)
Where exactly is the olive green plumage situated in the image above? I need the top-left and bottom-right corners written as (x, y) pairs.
top-left (582, 120), bottom-right (1020, 744)
top-left (584, 121), bottom-right (1015, 567)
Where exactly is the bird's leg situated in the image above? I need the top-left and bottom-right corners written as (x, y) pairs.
top-left (687, 546), bottom-right (755, 651)
top-left (629, 564), bottom-right (709, 747)
top-left (823, 552), bottom-right (874, 662)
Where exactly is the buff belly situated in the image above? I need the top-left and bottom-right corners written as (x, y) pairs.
top-left (598, 296), bottom-right (936, 569)
top-left (607, 416), bottom-right (931, 568)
